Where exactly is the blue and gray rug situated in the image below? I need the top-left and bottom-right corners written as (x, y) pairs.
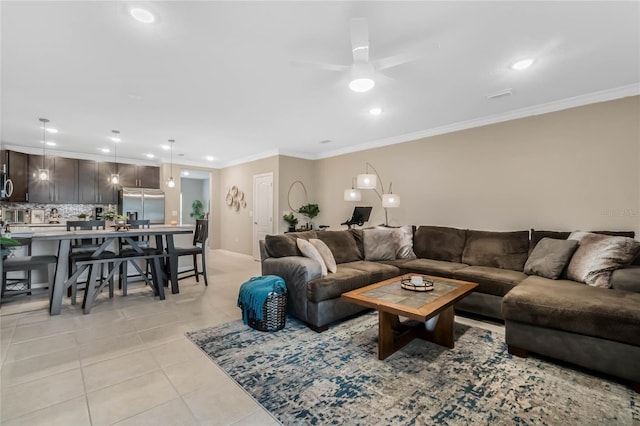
top-left (186, 313), bottom-right (638, 425)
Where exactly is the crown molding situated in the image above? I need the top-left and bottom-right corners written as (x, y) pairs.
top-left (315, 84), bottom-right (640, 160)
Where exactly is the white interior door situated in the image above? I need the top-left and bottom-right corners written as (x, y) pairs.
top-left (253, 172), bottom-right (273, 260)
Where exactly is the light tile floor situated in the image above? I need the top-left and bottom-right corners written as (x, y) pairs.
top-left (0, 249), bottom-right (503, 426)
top-left (0, 250), bottom-right (278, 426)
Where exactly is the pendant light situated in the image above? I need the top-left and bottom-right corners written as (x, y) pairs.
top-left (38, 118), bottom-right (50, 181)
top-left (166, 139), bottom-right (175, 188)
top-left (110, 130), bottom-right (120, 185)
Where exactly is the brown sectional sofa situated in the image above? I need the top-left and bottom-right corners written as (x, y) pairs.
top-left (259, 226), bottom-right (640, 390)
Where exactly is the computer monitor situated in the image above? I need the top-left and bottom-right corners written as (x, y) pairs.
top-left (341, 206), bottom-right (373, 228)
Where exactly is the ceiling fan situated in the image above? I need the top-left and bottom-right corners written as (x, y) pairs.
top-left (293, 18), bottom-right (434, 93)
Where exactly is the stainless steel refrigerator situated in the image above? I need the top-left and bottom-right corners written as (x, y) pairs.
top-left (118, 188), bottom-right (165, 224)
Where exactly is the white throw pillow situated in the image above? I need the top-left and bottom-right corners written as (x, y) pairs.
top-left (310, 238), bottom-right (337, 273)
top-left (297, 238), bottom-right (328, 277)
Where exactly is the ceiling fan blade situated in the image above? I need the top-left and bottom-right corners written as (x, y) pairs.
top-left (374, 41), bottom-right (440, 71)
top-left (289, 60), bottom-right (350, 72)
top-left (350, 18), bottom-right (369, 63)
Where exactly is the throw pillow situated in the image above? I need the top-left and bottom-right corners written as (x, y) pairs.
top-left (296, 238), bottom-right (328, 277)
top-left (310, 238), bottom-right (337, 273)
top-left (363, 228), bottom-right (397, 261)
top-left (264, 234), bottom-right (298, 258)
top-left (523, 237), bottom-right (578, 279)
top-left (316, 231), bottom-right (362, 264)
top-left (567, 232), bottom-right (640, 288)
top-left (374, 225), bottom-right (417, 259)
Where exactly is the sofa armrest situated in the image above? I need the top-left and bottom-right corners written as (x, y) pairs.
top-left (261, 256), bottom-right (322, 322)
top-left (611, 266), bottom-right (640, 293)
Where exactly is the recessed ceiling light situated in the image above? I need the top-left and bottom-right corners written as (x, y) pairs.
top-left (182, 171), bottom-right (189, 176)
top-left (42, 127), bottom-right (58, 134)
top-left (100, 148), bottom-right (110, 153)
top-left (130, 8), bottom-right (155, 24)
top-left (145, 153), bottom-right (154, 159)
top-left (510, 58), bottom-right (535, 71)
top-left (369, 107), bottom-right (382, 116)
top-left (349, 78), bottom-right (375, 93)
top-left (161, 145), bottom-right (170, 150)
top-left (110, 136), bottom-right (121, 143)
top-left (205, 156), bottom-right (214, 161)
top-left (41, 140), bottom-right (56, 146)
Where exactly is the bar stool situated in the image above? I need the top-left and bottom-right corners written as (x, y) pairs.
top-left (118, 219), bottom-right (164, 295)
top-left (174, 219), bottom-right (209, 286)
top-left (66, 220), bottom-right (116, 305)
top-left (1, 238), bottom-right (57, 306)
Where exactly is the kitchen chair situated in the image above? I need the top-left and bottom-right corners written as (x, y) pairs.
top-left (174, 219), bottom-right (209, 286)
top-left (118, 219), bottom-right (164, 295)
top-left (66, 220), bottom-right (116, 305)
top-left (1, 238), bottom-right (57, 306)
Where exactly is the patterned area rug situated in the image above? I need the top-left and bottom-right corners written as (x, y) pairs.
top-left (186, 313), bottom-right (638, 425)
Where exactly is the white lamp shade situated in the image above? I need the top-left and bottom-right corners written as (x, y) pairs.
top-left (356, 173), bottom-right (377, 189)
top-left (382, 193), bottom-right (400, 208)
top-left (343, 188), bottom-right (362, 201)
top-left (110, 173), bottom-right (120, 185)
top-left (166, 177), bottom-right (175, 188)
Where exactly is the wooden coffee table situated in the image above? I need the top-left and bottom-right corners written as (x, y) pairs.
top-left (342, 274), bottom-right (478, 360)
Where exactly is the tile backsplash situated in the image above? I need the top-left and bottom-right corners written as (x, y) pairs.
top-left (0, 202), bottom-right (113, 221)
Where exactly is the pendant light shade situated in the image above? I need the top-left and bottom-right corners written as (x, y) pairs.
top-left (110, 130), bottom-right (120, 185)
top-left (382, 193), bottom-right (400, 208)
top-left (38, 118), bottom-right (50, 181)
top-left (166, 139), bottom-right (176, 188)
top-left (344, 188), bottom-right (362, 201)
top-left (356, 173), bottom-right (376, 189)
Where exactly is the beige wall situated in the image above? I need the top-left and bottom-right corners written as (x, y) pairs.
top-left (315, 96), bottom-right (640, 236)
top-left (218, 156), bottom-right (279, 255)
top-left (278, 156), bottom-right (317, 233)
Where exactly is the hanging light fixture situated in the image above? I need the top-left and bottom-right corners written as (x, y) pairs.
top-left (349, 162), bottom-right (400, 226)
top-left (166, 139), bottom-right (175, 188)
top-left (343, 177), bottom-right (362, 201)
top-left (38, 118), bottom-right (50, 181)
top-left (110, 130), bottom-right (120, 185)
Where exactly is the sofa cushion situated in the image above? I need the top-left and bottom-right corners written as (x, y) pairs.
top-left (530, 229), bottom-right (636, 252)
top-left (611, 266), bottom-right (640, 293)
top-left (307, 266), bottom-right (371, 303)
top-left (375, 225), bottom-right (417, 259)
top-left (310, 239), bottom-right (337, 273)
top-left (523, 238), bottom-right (578, 279)
top-left (502, 275), bottom-right (640, 346)
top-left (264, 231), bottom-right (317, 258)
top-left (317, 230), bottom-right (362, 264)
top-left (363, 228), bottom-right (397, 261)
top-left (297, 239), bottom-right (327, 277)
top-left (567, 232), bottom-right (640, 288)
top-left (454, 266), bottom-right (527, 297)
top-left (462, 230), bottom-right (529, 271)
top-left (400, 258), bottom-right (468, 278)
top-left (413, 226), bottom-right (466, 262)
top-left (340, 261), bottom-right (400, 283)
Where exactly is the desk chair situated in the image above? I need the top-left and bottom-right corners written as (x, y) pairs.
top-left (1, 238), bottom-right (57, 306)
top-left (174, 219), bottom-right (209, 286)
top-left (118, 219), bottom-right (164, 295)
top-left (66, 220), bottom-right (116, 305)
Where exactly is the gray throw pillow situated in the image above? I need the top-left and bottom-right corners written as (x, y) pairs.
top-left (363, 228), bottom-right (397, 261)
top-left (523, 238), bottom-right (578, 279)
top-left (567, 232), bottom-right (640, 288)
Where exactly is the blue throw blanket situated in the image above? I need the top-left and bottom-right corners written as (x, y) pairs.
top-left (238, 275), bottom-right (286, 325)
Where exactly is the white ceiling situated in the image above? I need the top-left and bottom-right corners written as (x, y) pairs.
top-left (2, 1), bottom-right (639, 168)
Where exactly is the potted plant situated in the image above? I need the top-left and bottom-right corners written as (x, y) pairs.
top-left (297, 203), bottom-right (320, 229)
top-left (102, 208), bottom-right (117, 222)
top-left (282, 212), bottom-right (299, 232)
top-left (77, 213), bottom-right (87, 220)
top-left (0, 235), bottom-right (21, 259)
top-left (190, 200), bottom-right (206, 220)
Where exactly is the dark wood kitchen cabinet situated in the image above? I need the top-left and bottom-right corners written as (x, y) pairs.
top-left (78, 160), bottom-right (118, 205)
top-left (1, 150), bottom-right (29, 202)
top-left (117, 164), bottom-right (159, 188)
top-left (28, 155), bottom-right (78, 203)
top-left (27, 154), bottom-right (54, 203)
